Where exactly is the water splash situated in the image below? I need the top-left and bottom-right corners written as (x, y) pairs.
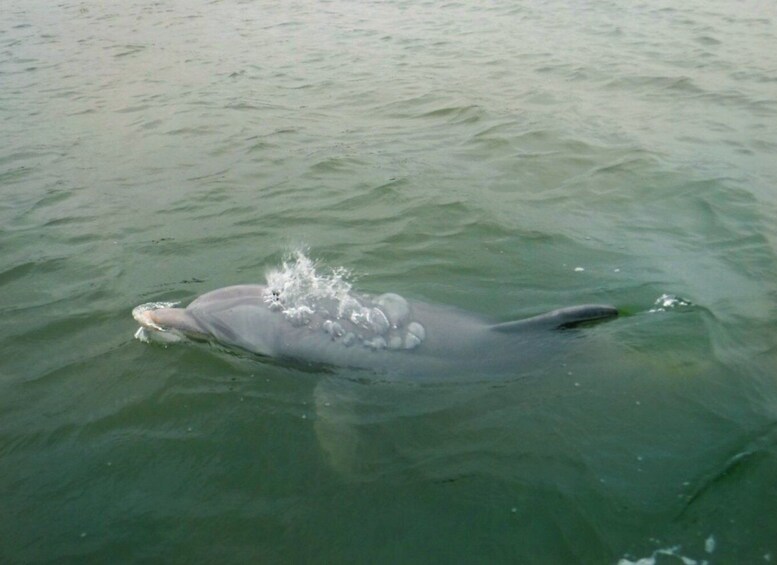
top-left (263, 250), bottom-right (357, 323)
top-left (262, 250), bottom-right (425, 350)
top-left (132, 301), bottom-right (185, 344)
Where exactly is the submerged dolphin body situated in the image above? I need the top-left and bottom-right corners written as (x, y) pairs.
top-left (133, 284), bottom-right (617, 376)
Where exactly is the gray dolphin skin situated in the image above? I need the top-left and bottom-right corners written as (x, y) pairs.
top-left (133, 284), bottom-right (617, 376)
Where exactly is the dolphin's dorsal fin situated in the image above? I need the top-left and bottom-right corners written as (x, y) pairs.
top-left (491, 304), bottom-right (618, 333)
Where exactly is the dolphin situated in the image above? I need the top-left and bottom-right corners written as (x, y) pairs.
top-left (133, 283), bottom-right (617, 376)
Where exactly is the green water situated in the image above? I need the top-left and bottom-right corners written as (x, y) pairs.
top-left (2, 0), bottom-right (777, 562)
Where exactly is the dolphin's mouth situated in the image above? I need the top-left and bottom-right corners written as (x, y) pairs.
top-left (132, 302), bottom-right (185, 344)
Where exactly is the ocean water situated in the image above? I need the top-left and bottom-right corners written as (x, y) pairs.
top-left (2, 0), bottom-right (776, 562)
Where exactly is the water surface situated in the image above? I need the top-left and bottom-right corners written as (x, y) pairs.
top-left (2, 0), bottom-right (777, 562)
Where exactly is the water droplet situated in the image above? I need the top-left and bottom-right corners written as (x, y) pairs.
top-left (705, 535), bottom-right (716, 553)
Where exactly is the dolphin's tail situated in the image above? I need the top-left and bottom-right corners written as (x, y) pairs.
top-left (491, 304), bottom-right (618, 333)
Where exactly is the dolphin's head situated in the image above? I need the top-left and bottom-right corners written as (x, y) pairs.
top-left (133, 285), bottom-right (280, 355)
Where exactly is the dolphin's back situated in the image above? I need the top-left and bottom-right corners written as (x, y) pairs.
top-left (490, 304), bottom-right (618, 333)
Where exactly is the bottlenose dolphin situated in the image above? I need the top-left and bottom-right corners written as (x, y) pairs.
top-left (133, 283), bottom-right (617, 376)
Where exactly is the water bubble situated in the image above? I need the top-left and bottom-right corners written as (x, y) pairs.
top-left (404, 332), bottom-right (422, 349)
top-left (388, 335), bottom-right (404, 349)
top-left (364, 336), bottom-right (387, 350)
top-left (375, 293), bottom-right (410, 327)
top-left (323, 319), bottom-right (344, 337)
top-left (368, 307), bottom-right (390, 335)
top-left (407, 322), bottom-right (425, 341)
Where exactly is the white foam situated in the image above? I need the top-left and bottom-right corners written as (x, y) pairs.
top-left (649, 293), bottom-right (693, 313)
top-left (617, 547), bottom-right (698, 565)
top-left (619, 537), bottom-right (717, 565)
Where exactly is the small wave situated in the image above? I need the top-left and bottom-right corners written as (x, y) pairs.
top-left (649, 294), bottom-right (694, 313)
top-left (605, 75), bottom-right (704, 96)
